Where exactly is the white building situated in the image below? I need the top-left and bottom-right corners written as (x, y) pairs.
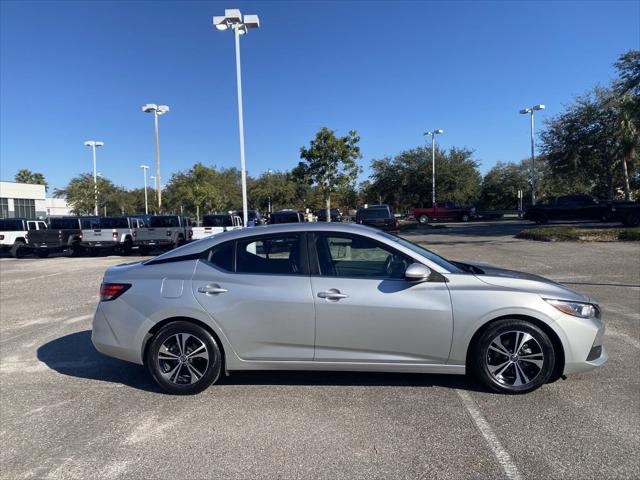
top-left (0, 181), bottom-right (71, 218)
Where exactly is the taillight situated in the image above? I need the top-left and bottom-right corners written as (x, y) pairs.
top-left (79, 232), bottom-right (83, 239)
top-left (166, 230), bottom-right (171, 237)
top-left (58, 230), bottom-right (62, 240)
top-left (112, 231), bottom-right (118, 239)
top-left (100, 283), bottom-right (131, 301)
top-left (0, 234), bottom-right (4, 240)
top-left (133, 231), bottom-right (137, 237)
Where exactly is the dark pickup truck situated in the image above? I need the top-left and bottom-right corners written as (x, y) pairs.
top-left (27, 216), bottom-right (92, 257)
top-left (610, 201), bottom-right (640, 227)
top-left (523, 195), bottom-right (610, 224)
top-left (524, 194), bottom-right (640, 226)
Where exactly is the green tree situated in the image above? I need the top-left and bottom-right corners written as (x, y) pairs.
top-left (295, 128), bottom-right (362, 222)
top-left (53, 173), bottom-right (128, 215)
top-left (14, 169), bottom-right (48, 192)
top-left (539, 51), bottom-right (640, 200)
top-left (367, 146), bottom-right (482, 213)
top-left (248, 170), bottom-right (301, 213)
top-left (479, 162), bottom-right (529, 210)
top-left (162, 163), bottom-right (242, 220)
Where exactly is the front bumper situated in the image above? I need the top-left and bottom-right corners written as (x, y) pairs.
top-left (559, 312), bottom-right (607, 375)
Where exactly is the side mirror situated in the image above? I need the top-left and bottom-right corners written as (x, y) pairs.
top-left (405, 263), bottom-right (432, 282)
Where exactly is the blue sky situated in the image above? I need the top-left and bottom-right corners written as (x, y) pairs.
top-left (1, 0), bottom-right (638, 192)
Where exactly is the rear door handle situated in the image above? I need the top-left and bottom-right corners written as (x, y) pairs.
top-left (198, 284), bottom-right (228, 295)
top-left (317, 289), bottom-right (349, 300)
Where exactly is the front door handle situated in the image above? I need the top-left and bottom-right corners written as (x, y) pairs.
top-left (198, 284), bottom-right (228, 295)
top-left (317, 289), bottom-right (349, 300)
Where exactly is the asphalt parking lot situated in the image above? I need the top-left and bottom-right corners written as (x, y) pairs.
top-left (1, 220), bottom-right (638, 480)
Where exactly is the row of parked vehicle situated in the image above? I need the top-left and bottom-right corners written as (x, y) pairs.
top-left (0, 215), bottom-right (195, 258)
top-left (0, 205), bottom-right (402, 259)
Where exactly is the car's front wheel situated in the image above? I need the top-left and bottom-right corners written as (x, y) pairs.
top-left (146, 321), bottom-right (222, 395)
top-left (418, 214), bottom-right (430, 225)
top-left (471, 319), bottom-right (555, 394)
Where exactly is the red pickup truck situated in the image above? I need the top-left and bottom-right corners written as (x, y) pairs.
top-left (412, 202), bottom-right (475, 224)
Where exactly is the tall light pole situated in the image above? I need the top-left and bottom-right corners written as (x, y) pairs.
top-left (267, 169), bottom-right (273, 214)
top-left (84, 140), bottom-right (104, 216)
top-left (142, 103), bottom-right (170, 211)
top-left (423, 130), bottom-right (444, 208)
top-left (213, 9), bottom-right (260, 227)
top-left (139, 165), bottom-right (150, 214)
top-left (520, 104), bottom-right (545, 206)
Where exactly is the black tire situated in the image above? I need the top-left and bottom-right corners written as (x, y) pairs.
top-left (470, 319), bottom-right (555, 394)
top-left (36, 250), bottom-right (49, 258)
top-left (146, 321), bottom-right (222, 395)
top-left (121, 239), bottom-right (133, 256)
top-left (177, 235), bottom-right (185, 247)
top-left (624, 212), bottom-right (640, 227)
top-left (9, 241), bottom-right (26, 258)
top-left (70, 243), bottom-right (83, 257)
top-left (418, 214), bottom-right (430, 225)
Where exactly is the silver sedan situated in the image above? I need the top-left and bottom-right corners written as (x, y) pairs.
top-left (92, 223), bottom-right (607, 394)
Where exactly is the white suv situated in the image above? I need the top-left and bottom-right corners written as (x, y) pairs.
top-left (0, 218), bottom-right (47, 258)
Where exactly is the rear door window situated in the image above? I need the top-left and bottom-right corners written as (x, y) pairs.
top-left (236, 235), bottom-right (302, 275)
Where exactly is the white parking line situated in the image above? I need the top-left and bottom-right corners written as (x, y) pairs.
top-left (456, 390), bottom-right (523, 480)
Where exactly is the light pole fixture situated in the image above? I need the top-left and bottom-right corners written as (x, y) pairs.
top-left (142, 103), bottom-right (170, 211)
top-left (139, 165), bottom-right (150, 214)
top-left (213, 8), bottom-right (260, 227)
top-left (423, 129), bottom-right (444, 209)
top-left (519, 104), bottom-right (545, 206)
top-left (84, 140), bottom-right (104, 216)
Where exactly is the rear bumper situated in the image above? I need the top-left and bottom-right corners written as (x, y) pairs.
top-left (82, 241), bottom-right (118, 248)
top-left (138, 239), bottom-right (171, 246)
top-left (91, 303), bottom-right (148, 365)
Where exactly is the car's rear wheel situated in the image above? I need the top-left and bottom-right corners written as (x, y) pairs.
top-left (418, 214), bottom-right (430, 225)
top-left (471, 319), bottom-right (555, 394)
top-left (70, 243), bottom-right (83, 257)
top-left (624, 212), bottom-right (640, 227)
top-left (146, 321), bottom-right (222, 395)
top-left (121, 239), bottom-right (133, 256)
top-left (10, 241), bottom-right (26, 258)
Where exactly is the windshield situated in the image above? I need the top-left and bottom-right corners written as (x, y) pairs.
top-left (377, 231), bottom-right (463, 273)
top-left (203, 215), bottom-right (232, 227)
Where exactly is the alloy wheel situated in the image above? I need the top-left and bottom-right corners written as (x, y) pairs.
top-left (485, 330), bottom-right (544, 387)
top-left (157, 333), bottom-right (210, 385)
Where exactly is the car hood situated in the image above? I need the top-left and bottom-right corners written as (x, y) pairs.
top-left (461, 261), bottom-right (591, 303)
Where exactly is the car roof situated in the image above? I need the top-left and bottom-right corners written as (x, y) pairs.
top-left (152, 223), bottom-right (378, 260)
top-left (148, 222), bottom-right (452, 274)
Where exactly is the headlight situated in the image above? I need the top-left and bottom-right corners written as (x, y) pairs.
top-left (544, 298), bottom-right (601, 319)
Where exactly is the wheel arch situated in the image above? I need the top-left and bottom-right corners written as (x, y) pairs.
top-left (142, 316), bottom-right (227, 372)
top-left (465, 313), bottom-right (565, 381)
